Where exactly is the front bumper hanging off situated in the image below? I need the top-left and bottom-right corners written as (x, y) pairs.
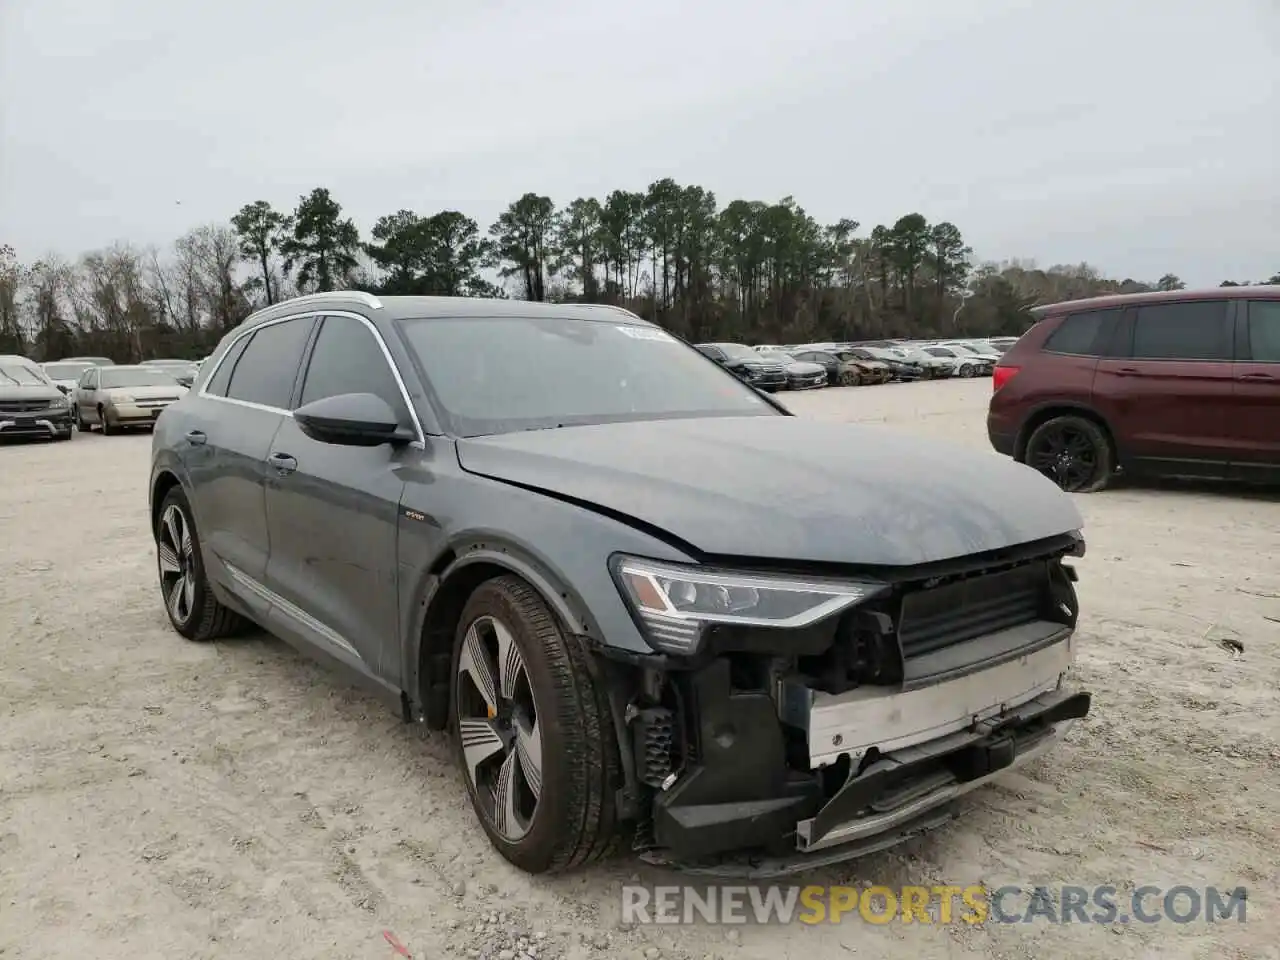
top-left (634, 628), bottom-right (1090, 877)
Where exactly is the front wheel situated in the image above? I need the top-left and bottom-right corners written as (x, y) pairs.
top-left (1023, 415), bottom-right (1114, 493)
top-left (838, 369), bottom-right (861, 387)
top-left (451, 576), bottom-right (622, 874)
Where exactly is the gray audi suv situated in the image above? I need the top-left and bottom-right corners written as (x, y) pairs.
top-left (149, 291), bottom-right (1092, 875)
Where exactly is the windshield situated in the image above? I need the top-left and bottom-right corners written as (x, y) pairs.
top-left (756, 351), bottom-right (795, 363)
top-left (43, 363), bottom-right (90, 381)
top-left (398, 317), bottom-right (777, 437)
top-left (144, 359), bottom-right (194, 368)
top-left (0, 361), bottom-right (48, 386)
top-left (837, 349), bottom-right (872, 361)
top-left (925, 347), bottom-right (955, 358)
top-left (100, 368), bottom-right (179, 389)
top-left (713, 343), bottom-right (756, 361)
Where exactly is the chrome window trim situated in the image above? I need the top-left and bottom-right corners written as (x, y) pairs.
top-left (198, 309), bottom-right (426, 449)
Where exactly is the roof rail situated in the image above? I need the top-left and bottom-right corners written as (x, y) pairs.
top-left (280, 290), bottom-right (383, 310)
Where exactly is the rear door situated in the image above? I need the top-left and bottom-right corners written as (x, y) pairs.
top-left (1229, 298), bottom-right (1280, 482)
top-left (185, 314), bottom-right (316, 611)
top-left (262, 313), bottom-right (413, 685)
top-left (1093, 298), bottom-right (1233, 477)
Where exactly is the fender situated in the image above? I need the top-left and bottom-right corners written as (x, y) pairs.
top-left (401, 538), bottom-right (598, 728)
top-left (1015, 400), bottom-right (1121, 461)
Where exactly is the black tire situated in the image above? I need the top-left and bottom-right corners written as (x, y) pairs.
top-left (1022, 415), bottom-right (1114, 493)
top-left (450, 576), bottom-right (622, 874)
top-left (155, 486), bottom-right (246, 640)
top-left (74, 407), bottom-right (90, 432)
top-left (99, 406), bottom-right (117, 436)
top-left (838, 369), bottom-right (861, 387)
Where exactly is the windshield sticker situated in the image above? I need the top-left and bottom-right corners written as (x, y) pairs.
top-left (617, 326), bottom-right (676, 342)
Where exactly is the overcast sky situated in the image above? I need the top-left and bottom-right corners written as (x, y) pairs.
top-left (2, 0), bottom-right (1276, 286)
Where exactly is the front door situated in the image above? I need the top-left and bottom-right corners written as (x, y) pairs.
top-left (76, 368), bottom-right (99, 424)
top-left (1230, 298), bottom-right (1280, 482)
top-left (263, 313), bottom-right (412, 686)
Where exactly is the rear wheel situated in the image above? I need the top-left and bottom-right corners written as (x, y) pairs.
top-left (451, 576), bottom-right (622, 874)
top-left (155, 487), bottom-right (246, 640)
top-left (1023, 415), bottom-right (1114, 493)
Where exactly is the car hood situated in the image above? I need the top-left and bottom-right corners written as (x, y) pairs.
top-left (0, 383), bottom-right (62, 402)
top-left (455, 417), bottom-right (1083, 566)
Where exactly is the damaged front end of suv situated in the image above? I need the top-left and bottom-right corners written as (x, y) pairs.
top-left (602, 532), bottom-right (1090, 874)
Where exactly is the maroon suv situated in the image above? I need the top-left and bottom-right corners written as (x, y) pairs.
top-left (987, 286), bottom-right (1280, 491)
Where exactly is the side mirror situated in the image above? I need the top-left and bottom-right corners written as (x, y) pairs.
top-left (293, 393), bottom-right (414, 447)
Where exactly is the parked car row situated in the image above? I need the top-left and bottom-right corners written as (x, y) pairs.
top-left (695, 337), bottom-right (1017, 390)
top-left (0, 355), bottom-right (200, 441)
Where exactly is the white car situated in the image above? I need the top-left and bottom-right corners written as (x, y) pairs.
top-left (40, 360), bottom-right (95, 397)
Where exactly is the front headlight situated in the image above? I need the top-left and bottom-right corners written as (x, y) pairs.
top-left (50, 395), bottom-right (68, 409)
top-left (112, 394), bottom-right (135, 403)
top-left (611, 555), bottom-right (887, 655)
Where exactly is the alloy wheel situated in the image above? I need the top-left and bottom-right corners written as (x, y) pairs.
top-left (1026, 423), bottom-right (1098, 491)
top-left (456, 614), bottom-right (544, 842)
top-left (157, 503), bottom-right (197, 626)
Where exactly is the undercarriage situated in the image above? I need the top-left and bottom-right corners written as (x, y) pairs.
top-left (607, 532), bottom-right (1092, 875)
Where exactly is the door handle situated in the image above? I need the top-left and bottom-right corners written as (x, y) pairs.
top-left (1238, 372), bottom-right (1275, 381)
top-left (267, 452), bottom-right (298, 476)
top-left (185, 430), bottom-right (207, 446)
top-left (1114, 367), bottom-right (1140, 376)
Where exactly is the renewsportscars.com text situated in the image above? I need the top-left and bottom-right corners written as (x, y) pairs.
top-left (620, 884), bottom-right (1248, 925)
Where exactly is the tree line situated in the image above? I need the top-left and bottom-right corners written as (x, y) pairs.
top-left (2, 182), bottom-right (1276, 362)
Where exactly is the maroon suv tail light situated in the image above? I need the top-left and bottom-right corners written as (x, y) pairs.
top-left (992, 365), bottom-right (1019, 392)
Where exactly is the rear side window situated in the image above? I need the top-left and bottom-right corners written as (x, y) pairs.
top-left (203, 335), bottom-right (251, 398)
top-left (1246, 300), bottom-right (1280, 362)
top-left (225, 316), bottom-right (316, 409)
top-left (1132, 300), bottom-right (1230, 360)
top-left (1042, 309), bottom-right (1115, 355)
top-left (299, 315), bottom-right (407, 416)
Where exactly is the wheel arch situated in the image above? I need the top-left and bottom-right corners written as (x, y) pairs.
top-left (1014, 403), bottom-right (1120, 463)
top-left (150, 468), bottom-right (185, 538)
top-left (406, 542), bottom-right (595, 730)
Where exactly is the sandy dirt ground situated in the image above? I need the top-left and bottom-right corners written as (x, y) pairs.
top-left (2, 379), bottom-right (1277, 960)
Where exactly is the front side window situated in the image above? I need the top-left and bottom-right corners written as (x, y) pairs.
top-left (1246, 300), bottom-right (1280, 363)
top-left (1131, 300), bottom-right (1230, 360)
top-left (224, 316), bottom-right (316, 409)
top-left (397, 317), bottom-right (777, 437)
top-left (299, 315), bottom-right (407, 416)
